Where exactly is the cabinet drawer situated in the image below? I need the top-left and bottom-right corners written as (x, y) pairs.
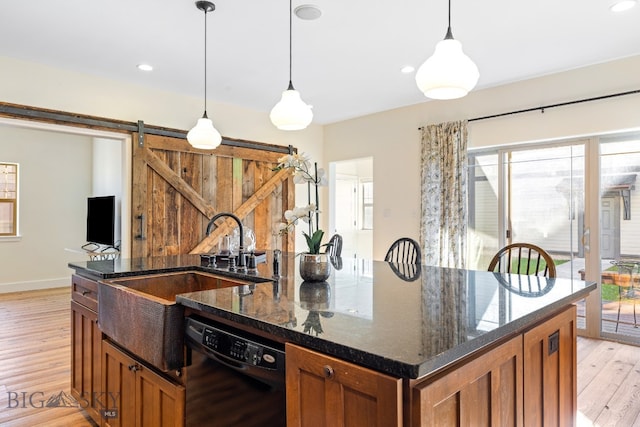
top-left (71, 274), bottom-right (98, 311)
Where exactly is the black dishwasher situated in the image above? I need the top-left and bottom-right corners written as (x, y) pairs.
top-left (184, 316), bottom-right (286, 427)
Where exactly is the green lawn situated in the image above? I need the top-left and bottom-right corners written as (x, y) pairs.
top-left (494, 256), bottom-right (637, 303)
top-left (600, 264), bottom-right (638, 302)
top-left (602, 284), bottom-right (619, 301)
top-left (509, 258), bottom-right (568, 275)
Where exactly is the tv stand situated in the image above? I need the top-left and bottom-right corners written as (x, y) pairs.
top-left (81, 242), bottom-right (120, 261)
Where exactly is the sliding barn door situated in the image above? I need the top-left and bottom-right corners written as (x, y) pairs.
top-left (131, 133), bottom-right (294, 258)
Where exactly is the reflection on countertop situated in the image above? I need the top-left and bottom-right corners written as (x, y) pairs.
top-left (70, 253), bottom-right (595, 378)
top-left (174, 255), bottom-right (595, 378)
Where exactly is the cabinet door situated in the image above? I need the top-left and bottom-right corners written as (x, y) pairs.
top-left (412, 335), bottom-right (523, 427)
top-left (137, 361), bottom-right (185, 427)
top-left (102, 340), bottom-right (137, 427)
top-left (286, 343), bottom-right (402, 427)
top-left (523, 305), bottom-right (577, 427)
top-left (102, 340), bottom-right (186, 427)
top-left (70, 300), bottom-right (102, 425)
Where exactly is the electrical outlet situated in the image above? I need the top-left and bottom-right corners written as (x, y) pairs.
top-left (548, 330), bottom-right (560, 355)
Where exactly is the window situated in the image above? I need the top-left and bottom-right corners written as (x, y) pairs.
top-left (0, 162), bottom-right (18, 236)
top-left (361, 181), bottom-right (373, 230)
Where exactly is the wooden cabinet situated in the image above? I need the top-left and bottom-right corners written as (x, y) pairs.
top-left (70, 274), bottom-right (103, 425)
top-left (285, 343), bottom-right (402, 427)
top-left (72, 273), bottom-right (185, 426)
top-left (102, 339), bottom-right (185, 427)
top-left (409, 305), bottom-right (577, 426)
top-left (523, 305), bottom-right (577, 427)
top-left (411, 335), bottom-right (524, 426)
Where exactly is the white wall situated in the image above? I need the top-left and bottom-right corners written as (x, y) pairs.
top-left (0, 124), bottom-right (92, 292)
top-left (0, 55), bottom-right (324, 159)
top-left (92, 137), bottom-right (123, 248)
top-left (324, 55), bottom-right (640, 260)
top-left (0, 54), bottom-right (324, 291)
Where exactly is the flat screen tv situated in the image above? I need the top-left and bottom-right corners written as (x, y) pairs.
top-left (86, 195), bottom-right (115, 246)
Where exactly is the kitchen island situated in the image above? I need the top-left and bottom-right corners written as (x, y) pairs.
top-left (69, 252), bottom-right (595, 426)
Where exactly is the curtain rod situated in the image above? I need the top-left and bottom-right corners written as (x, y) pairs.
top-left (418, 89), bottom-right (640, 129)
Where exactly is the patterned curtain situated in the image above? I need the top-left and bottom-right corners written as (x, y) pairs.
top-left (420, 120), bottom-right (468, 268)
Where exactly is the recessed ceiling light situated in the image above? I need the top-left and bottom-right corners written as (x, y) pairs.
top-left (294, 4), bottom-right (322, 20)
top-left (401, 65), bottom-right (415, 74)
top-left (610, 0), bottom-right (636, 12)
top-left (137, 64), bottom-right (153, 72)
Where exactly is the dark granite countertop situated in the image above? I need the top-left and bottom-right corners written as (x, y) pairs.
top-left (69, 253), bottom-right (596, 379)
top-left (68, 253), bottom-right (275, 282)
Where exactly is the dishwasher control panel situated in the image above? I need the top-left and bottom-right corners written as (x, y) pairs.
top-left (202, 326), bottom-right (280, 368)
top-left (185, 316), bottom-right (285, 372)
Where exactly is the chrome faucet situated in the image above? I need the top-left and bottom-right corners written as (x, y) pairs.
top-left (206, 212), bottom-right (246, 272)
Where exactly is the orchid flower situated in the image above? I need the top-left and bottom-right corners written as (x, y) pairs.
top-left (274, 154), bottom-right (330, 254)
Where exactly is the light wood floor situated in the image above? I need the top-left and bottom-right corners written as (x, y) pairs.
top-left (2, 287), bottom-right (640, 426)
top-left (577, 334), bottom-right (640, 426)
top-left (0, 287), bottom-right (96, 426)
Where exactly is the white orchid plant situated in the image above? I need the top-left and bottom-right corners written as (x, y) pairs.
top-left (273, 153), bottom-right (330, 254)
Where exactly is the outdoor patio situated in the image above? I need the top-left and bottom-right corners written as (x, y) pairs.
top-left (577, 301), bottom-right (640, 339)
top-left (560, 258), bottom-right (640, 342)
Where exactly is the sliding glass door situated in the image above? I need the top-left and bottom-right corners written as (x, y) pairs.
top-left (469, 141), bottom-right (587, 330)
top-left (599, 135), bottom-right (640, 341)
top-left (469, 143), bottom-right (585, 272)
top-left (470, 132), bottom-right (640, 343)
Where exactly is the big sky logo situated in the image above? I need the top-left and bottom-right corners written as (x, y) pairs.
top-left (4, 390), bottom-right (119, 418)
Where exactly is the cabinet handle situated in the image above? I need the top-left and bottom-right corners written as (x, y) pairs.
top-left (323, 365), bottom-right (334, 379)
top-left (82, 290), bottom-right (91, 296)
top-left (582, 227), bottom-right (590, 252)
top-left (128, 364), bottom-right (139, 372)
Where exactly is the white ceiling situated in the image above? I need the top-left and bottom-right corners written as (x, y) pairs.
top-left (1, 0), bottom-right (639, 125)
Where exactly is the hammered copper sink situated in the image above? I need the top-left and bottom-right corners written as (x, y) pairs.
top-left (98, 271), bottom-right (258, 371)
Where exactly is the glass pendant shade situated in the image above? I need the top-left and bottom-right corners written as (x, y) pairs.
top-left (187, 114), bottom-right (222, 149)
top-left (270, 88), bottom-right (313, 131)
top-left (188, 1), bottom-right (221, 150)
top-left (415, 37), bottom-right (479, 100)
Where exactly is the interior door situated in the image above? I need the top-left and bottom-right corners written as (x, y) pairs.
top-left (330, 157), bottom-right (374, 260)
top-left (131, 133), bottom-right (295, 258)
top-left (334, 175), bottom-right (358, 257)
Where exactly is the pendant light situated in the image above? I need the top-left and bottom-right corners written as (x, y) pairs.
top-left (187, 1), bottom-right (222, 149)
top-left (270, 0), bottom-right (313, 130)
top-left (415, 0), bottom-right (479, 100)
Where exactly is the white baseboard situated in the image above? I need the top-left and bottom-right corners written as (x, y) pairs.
top-left (0, 277), bottom-right (70, 294)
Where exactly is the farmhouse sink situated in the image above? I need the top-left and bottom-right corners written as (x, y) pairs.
top-left (98, 270), bottom-right (260, 371)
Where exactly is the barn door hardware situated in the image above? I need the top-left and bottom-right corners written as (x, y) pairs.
top-left (137, 120), bottom-right (145, 147)
top-left (135, 214), bottom-right (145, 240)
